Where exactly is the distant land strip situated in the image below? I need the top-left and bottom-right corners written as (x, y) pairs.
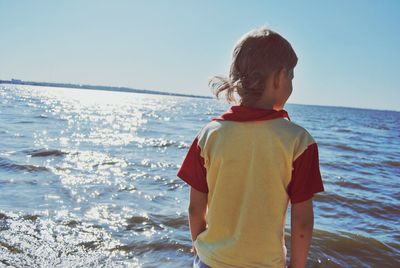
top-left (0, 79), bottom-right (212, 99)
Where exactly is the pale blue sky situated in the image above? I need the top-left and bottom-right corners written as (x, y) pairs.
top-left (0, 0), bottom-right (399, 111)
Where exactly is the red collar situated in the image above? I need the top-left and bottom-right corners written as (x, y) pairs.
top-left (212, 105), bottom-right (290, 122)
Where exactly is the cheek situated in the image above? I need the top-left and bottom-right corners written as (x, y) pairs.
top-left (285, 83), bottom-right (293, 97)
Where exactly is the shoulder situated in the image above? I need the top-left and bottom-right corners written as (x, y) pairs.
top-left (273, 119), bottom-right (317, 158)
top-left (196, 120), bottom-right (223, 140)
top-left (275, 118), bottom-right (312, 136)
top-left (272, 118), bottom-right (314, 140)
top-left (195, 120), bottom-right (243, 153)
top-left (199, 120), bottom-right (222, 133)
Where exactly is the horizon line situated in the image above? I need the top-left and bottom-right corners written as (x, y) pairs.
top-left (1, 78), bottom-right (398, 113)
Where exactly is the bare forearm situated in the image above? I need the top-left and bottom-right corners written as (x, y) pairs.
top-left (189, 209), bottom-right (206, 242)
top-left (290, 222), bottom-right (313, 268)
top-left (289, 199), bottom-right (314, 268)
top-left (188, 187), bottom-right (208, 253)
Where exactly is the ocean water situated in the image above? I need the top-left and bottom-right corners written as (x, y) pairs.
top-left (0, 84), bottom-right (399, 268)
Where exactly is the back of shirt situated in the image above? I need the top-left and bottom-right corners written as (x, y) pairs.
top-left (177, 106), bottom-right (324, 268)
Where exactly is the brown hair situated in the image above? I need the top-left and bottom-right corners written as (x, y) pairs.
top-left (210, 27), bottom-right (298, 105)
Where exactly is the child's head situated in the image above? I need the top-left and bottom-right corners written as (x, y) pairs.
top-left (210, 27), bottom-right (297, 107)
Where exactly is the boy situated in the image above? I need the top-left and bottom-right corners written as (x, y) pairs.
top-left (177, 27), bottom-right (324, 268)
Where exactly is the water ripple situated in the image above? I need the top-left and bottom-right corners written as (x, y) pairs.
top-left (1, 85), bottom-right (399, 267)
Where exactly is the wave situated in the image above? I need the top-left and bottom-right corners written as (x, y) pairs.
top-left (0, 212), bottom-right (10, 220)
top-left (0, 211), bottom-right (125, 267)
top-left (132, 137), bottom-right (189, 149)
top-left (16, 120), bottom-right (34, 124)
top-left (335, 128), bottom-right (353, 133)
top-left (142, 138), bottom-right (189, 149)
top-left (316, 190), bottom-right (399, 222)
top-left (139, 158), bottom-right (178, 169)
top-left (125, 214), bottom-right (188, 233)
top-left (152, 214), bottom-right (188, 229)
top-left (33, 114), bottom-right (48, 119)
top-left (0, 157), bottom-right (50, 173)
top-left (22, 214), bottom-right (40, 221)
top-left (0, 241), bottom-right (23, 254)
top-left (349, 160), bottom-right (400, 169)
top-left (309, 229), bottom-right (400, 267)
top-left (92, 161), bottom-right (118, 168)
top-left (333, 144), bottom-right (362, 153)
top-left (334, 178), bottom-right (372, 192)
top-left (112, 240), bottom-right (190, 255)
top-left (27, 149), bottom-right (68, 157)
top-left (383, 160), bottom-right (400, 167)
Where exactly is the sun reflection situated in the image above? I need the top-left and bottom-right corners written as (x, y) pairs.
top-left (2, 85), bottom-right (198, 266)
top-left (24, 85), bottom-right (155, 148)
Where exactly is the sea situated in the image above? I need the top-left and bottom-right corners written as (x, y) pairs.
top-left (0, 84), bottom-right (399, 268)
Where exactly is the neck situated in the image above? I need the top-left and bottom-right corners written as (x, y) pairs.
top-left (243, 100), bottom-right (283, 111)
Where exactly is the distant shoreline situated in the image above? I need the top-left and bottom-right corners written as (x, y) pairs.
top-left (1, 79), bottom-right (398, 112)
top-left (0, 79), bottom-right (212, 99)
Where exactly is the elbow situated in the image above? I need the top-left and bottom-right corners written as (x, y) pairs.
top-left (293, 218), bottom-right (314, 232)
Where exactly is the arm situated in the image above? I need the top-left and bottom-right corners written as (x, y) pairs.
top-left (289, 198), bottom-right (314, 268)
top-left (188, 187), bottom-right (208, 253)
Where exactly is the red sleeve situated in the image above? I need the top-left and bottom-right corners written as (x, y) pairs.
top-left (287, 143), bottom-right (324, 204)
top-left (177, 137), bottom-right (208, 193)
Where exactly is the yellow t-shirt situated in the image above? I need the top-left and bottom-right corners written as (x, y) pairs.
top-left (178, 105), bottom-right (324, 268)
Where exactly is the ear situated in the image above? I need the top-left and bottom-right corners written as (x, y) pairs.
top-left (273, 68), bottom-right (286, 90)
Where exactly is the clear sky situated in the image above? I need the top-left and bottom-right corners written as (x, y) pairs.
top-left (1, 0), bottom-right (399, 111)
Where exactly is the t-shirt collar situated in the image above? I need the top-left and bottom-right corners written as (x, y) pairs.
top-left (212, 105), bottom-right (290, 122)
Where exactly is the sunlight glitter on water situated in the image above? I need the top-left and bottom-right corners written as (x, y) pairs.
top-left (1, 85), bottom-right (399, 267)
top-left (24, 85), bottom-right (157, 148)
